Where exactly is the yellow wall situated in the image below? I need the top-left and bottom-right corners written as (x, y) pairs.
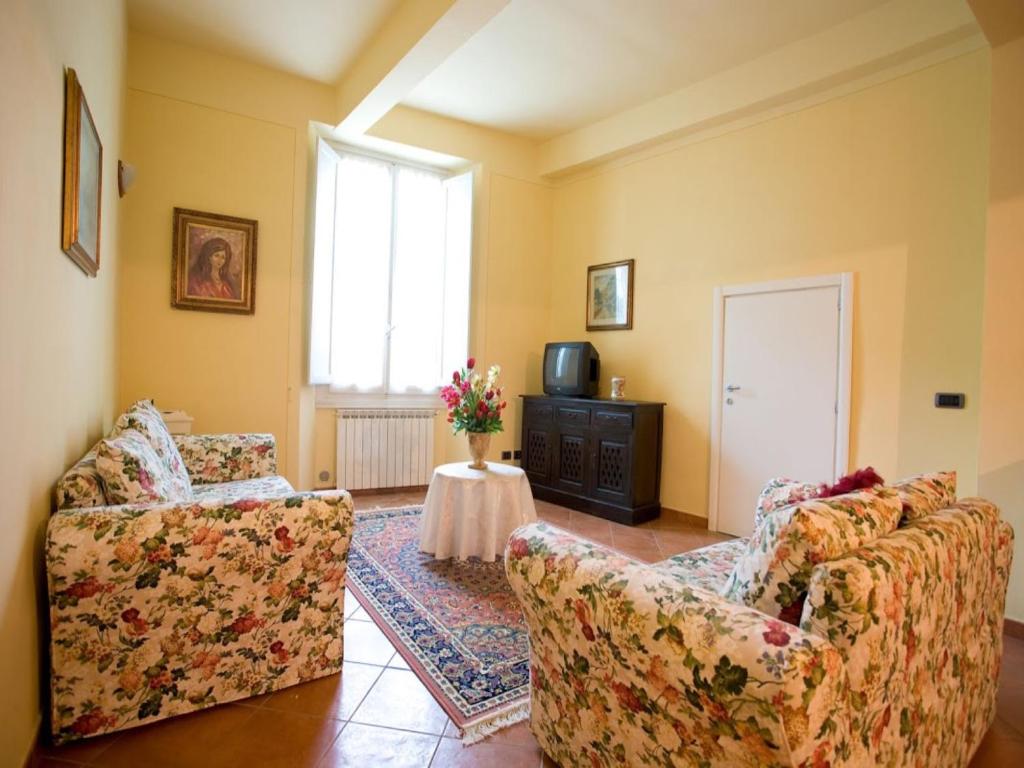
top-left (0, 1), bottom-right (125, 763)
top-left (119, 33), bottom-right (335, 490)
top-left (978, 36), bottom-right (1024, 622)
top-left (548, 51), bottom-right (991, 518)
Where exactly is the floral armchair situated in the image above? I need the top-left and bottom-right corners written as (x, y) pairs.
top-left (48, 425), bottom-right (354, 743)
top-left (505, 496), bottom-right (1013, 768)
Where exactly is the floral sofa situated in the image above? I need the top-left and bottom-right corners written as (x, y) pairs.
top-left (47, 402), bottom-right (354, 743)
top-left (506, 480), bottom-right (1014, 768)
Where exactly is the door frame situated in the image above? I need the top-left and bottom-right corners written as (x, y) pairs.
top-left (707, 272), bottom-right (853, 533)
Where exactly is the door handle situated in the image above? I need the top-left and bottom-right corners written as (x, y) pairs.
top-left (725, 385), bottom-right (742, 392)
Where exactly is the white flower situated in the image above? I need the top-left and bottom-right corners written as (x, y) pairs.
top-left (654, 720), bottom-right (681, 752)
top-left (325, 638), bottom-right (343, 660)
top-left (544, 695), bottom-right (560, 723)
top-left (578, 708), bottom-right (598, 735)
top-left (527, 558), bottom-right (545, 585)
top-left (197, 611), bottom-right (220, 635)
top-left (487, 365), bottom-right (501, 387)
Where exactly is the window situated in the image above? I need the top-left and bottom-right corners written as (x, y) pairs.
top-left (309, 139), bottom-right (472, 404)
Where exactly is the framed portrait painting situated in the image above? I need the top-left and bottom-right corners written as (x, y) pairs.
top-left (62, 68), bottom-right (103, 276)
top-left (171, 208), bottom-right (258, 314)
top-left (586, 259), bottom-right (634, 331)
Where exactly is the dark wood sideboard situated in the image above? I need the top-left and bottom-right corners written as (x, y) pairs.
top-left (519, 394), bottom-right (664, 525)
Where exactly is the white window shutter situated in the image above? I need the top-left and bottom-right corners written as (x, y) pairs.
top-left (309, 138), bottom-right (340, 384)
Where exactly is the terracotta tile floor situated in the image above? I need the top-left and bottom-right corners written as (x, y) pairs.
top-left (35, 490), bottom-right (1023, 767)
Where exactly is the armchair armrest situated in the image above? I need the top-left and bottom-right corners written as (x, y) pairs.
top-left (173, 433), bottom-right (277, 484)
top-left (505, 522), bottom-right (857, 768)
top-left (45, 489), bottom-right (353, 743)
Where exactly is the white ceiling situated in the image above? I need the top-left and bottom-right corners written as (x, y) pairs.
top-left (402, 0), bottom-right (891, 139)
top-left (128, 0), bottom-right (895, 139)
top-left (127, 0), bottom-right (401, 83)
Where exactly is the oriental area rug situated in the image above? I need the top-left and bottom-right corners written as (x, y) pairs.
top-left (346, 506), bottom-right (531, 743)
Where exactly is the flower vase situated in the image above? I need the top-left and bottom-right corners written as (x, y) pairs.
top-left (467, 432), bottom-right (491, 470)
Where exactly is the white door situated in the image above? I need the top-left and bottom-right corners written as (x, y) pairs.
top-left (713, 279), bottom-right (849, 537)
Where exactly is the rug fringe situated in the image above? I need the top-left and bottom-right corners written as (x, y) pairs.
top-left (459, 701), bottom-right (531, 746)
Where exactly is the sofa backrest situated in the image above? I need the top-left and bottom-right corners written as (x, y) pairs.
top-left (799, 499), bottom-right (1013, 767)
top-left (55, 445), bottom-right (107, 510)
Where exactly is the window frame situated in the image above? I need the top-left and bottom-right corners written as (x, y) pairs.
top-left (311, 140), bottom-right (471, 410)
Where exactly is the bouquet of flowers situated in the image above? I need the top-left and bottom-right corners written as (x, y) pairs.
top-left (440, 357), bottom-right (507, 434)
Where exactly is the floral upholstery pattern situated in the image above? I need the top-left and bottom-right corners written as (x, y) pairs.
top-left (55, 445), bottom-right (106, 509)
top-left (46, 489), bottom-right (354, 743)
top-left (113, 401), bottom-right (193, 500)
top-left (95, 430), bottom-right (179, 505)
top-left (508, 497), bottom-right (1013, 768)
top-left (652, 538), bottom-right (747, 593)
top-left (191, 475), bottom-right (295, 501)
top-left (800, 498), bottom-right (1013, 767)
top-left (721, 489), bottom-right (903, 622)
top-left (890, 471), bottom-right (956, 521)
top-left (753, 477), bottom-right (821, 531)
top-left (506, 523), bottom-right (855, 768)
top-left (173, 433), bottom-right (277, 485)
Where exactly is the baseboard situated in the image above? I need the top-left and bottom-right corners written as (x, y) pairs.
top-left (348, 485), bottom-right (429, 497)
top-left (660, 506), bottom-right (709, 529)
top-left (1006, 617), bottom-right (1024, 640)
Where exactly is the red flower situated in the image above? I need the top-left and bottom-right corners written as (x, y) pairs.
top-left (611, 681), bottom-right (644, 713)
top-left (581, 623), bottom-right (595, 641)
top-left (121, 608), bottom-right (140, 623)
top-left (229, 614), bottom-right (263, 635)
top-left (485, 390), bottom-right (494, 400)
top-left (232, 499), bottom-right (261, 512)
top-left (64, 577), bottom-right (107, 600)
top-left (270, 640), bottom-right (284, 653)
top-left (453, 371), bottom-right (461, 385)
top-left (467, 357), bottom-right (476, 369)
top-left (70, 709), bottom-right (115, 737)
top-left (762, 621), bottom-right (791, 647)
top-left (148, 670), bottom-right (172, 689)
top-left (508, 537), bottom-right (530, 559)
top-left (274, 526), bottom-right (290, 541)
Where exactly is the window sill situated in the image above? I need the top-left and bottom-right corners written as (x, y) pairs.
top-left (315, 387), bottom-right (441, 410)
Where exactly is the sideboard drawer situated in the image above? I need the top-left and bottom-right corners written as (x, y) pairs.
top-left (525, 402), bottom-right (554, 423)
top-left (594, 410), bottom-right (633, 430)
top-left (557, 406), bottom-right (591, 426)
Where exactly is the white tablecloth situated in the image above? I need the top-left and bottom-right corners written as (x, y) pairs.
top-left (418, 462), bottom-right (538, 562)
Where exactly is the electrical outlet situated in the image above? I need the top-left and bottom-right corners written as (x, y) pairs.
top-left (501, 450), bottom-right (512, 460)
top-left (513, 449), bottom-right (522, 460)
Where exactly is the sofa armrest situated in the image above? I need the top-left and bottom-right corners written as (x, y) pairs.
top-left (173, 433), bottom-right (277, 484)
top-left (45, 489), bottom-right (353, 743)
top-left (505, 523), bottom-right (856, 768)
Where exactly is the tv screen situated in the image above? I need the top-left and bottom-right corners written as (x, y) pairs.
top-left (545, 345), bottom-right (581, 388)
top-left (543, 342), bottom-right (599, 397)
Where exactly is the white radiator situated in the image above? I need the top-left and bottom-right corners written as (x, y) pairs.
top-left (336, 408), bottom-right (436, 491)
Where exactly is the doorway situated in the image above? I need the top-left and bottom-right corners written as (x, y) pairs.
top-left (708, 273), bottom-right (852, 537)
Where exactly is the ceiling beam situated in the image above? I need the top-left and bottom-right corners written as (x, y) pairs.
top-left (538, 0), bottom-right (984, 178)
top-left (335, 0), bottom-right (509, 137)
top-left (968, 0), bottom-right (1024, 47)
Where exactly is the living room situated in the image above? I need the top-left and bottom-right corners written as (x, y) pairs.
top-left (2, 0), bottom-right (1022, 766)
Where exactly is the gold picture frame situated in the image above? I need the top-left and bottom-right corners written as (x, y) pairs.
top-left (586, 259), bottom-right (634, 331)
top-left (61, 68), bottom-right (103, 276)
top-left (171, 208), bottom-right (258, 314)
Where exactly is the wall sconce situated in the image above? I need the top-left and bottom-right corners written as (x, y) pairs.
top-left (118, 160), bottom-right (136, 197)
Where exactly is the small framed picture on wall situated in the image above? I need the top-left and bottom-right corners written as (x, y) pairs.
top-left (171, 208), bottom-right (258, 314)
top-left (586, 259), bottom-right (634, 331)
top-left (61, 68), bottom-right (103, 276)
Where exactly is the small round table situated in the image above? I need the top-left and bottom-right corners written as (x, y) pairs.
top-left (418, 462), bottom-right (538, 562)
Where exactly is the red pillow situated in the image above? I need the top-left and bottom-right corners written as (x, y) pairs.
top-left (818, 467), bottom-right (884, 498)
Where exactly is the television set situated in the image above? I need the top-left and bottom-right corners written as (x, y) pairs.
top-left (543, 341), bottom-right (600, 397)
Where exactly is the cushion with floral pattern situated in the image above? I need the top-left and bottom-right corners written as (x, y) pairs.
top-left (112, 400), bottom-right (192, 499)
top-left (95, 430), bottom-right (179, 504)
top-left (721, 488), bottom-right (903, 623)
top-left (753, 477), bottom-right (821, 531)
top-left (890, 471), bottom-right (956, 521)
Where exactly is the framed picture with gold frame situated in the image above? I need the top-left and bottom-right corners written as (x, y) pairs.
top-left (61, 68), bottom-right (103, 276)
top-left (171, 208), bottom-right (258, 314)
top-left (586, 259), bottom-right (634, 331)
